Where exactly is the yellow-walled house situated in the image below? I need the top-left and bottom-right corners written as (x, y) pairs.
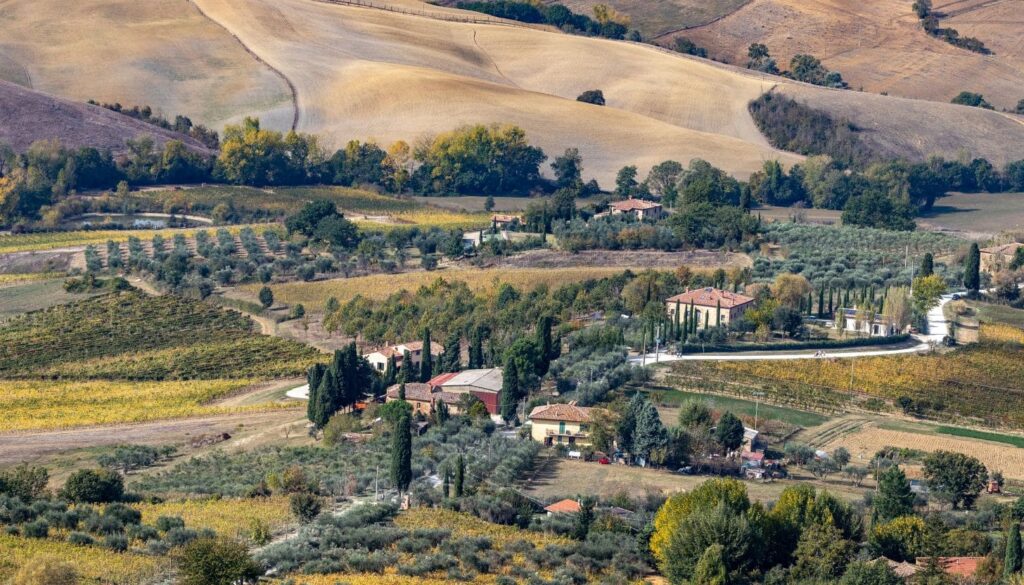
top-left (528, 403), bottom-right (594, 447)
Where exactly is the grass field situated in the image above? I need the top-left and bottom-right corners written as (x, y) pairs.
top-left (412, 196), bottom-right (542, 212)
top-left (0, 272), bottom-right (64, 285)
top-left (545, 0), bottom-right (750, 37)
top-left (755, 206), bottom-right (842, 225)
top-left (0, 279), bottom-right (104, 320)
top-left (651, 389), bottom-right (829, 428)
top-left (935, 426), bottom-right (1024, 449)
top-left (974, 304), bottom-right (1024, 329)
top-left (140, 185), bottom-right (422, 216)
top-left (0, 533), bottom-right (168, 585)
top-left (918, 193), bottom-right (1024, 237)
top-left (978, 323), bottom-right (1024, 345)
top-left (251, 266), bottom-right (632, 306)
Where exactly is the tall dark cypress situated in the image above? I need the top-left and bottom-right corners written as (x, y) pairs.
top-left (306, 364), bottom-right (326, 424)
top-left (965, 243), bottom-right (980, 295)
top-left (828, 288), bottom-right (834, 315)
top-left (312, 372), bottom-right (334, 429)
top-left (454, 454), bottom-right (465, 497)
top-left (817, 287), bottom-right (825, 318)
top-left (420, 328), bottom-right (433, 383)
top-left (442, 331), bottom-right (461, 373)
top-left (390, 411), bottom-right (412, 493)
top-left (920, 252), bottom-right (934, 277)
top-left (536, 315), bottom-right (553, 376)
top-left (500, 359), bottom-right (520, 423)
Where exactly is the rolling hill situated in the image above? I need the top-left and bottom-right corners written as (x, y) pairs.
top-left (2, 0), bottom-right (1024, 184)
top-left (0, 80), bottom-right (213, 155)
top-left (679, 0), bottom-right (1024, 111)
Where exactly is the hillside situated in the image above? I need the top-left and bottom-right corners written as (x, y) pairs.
top-left (0, 80), bottom-right (213, 155)
top-left (680, 0), bottom-right (1024, 111)
top-left (0, 0), bottom-right (293, 130)
top-left (3, 0), bottom-right (1024, 183)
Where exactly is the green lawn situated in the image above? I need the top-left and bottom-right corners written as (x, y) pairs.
top-left (918, 192), bottom-right (1024, 237)
top-left (973, 301), bottom-right (1024, 328)
top-left (935, 426), bottom-right (1024, 448)
top-left (649, 389), bottom-right (830, 428)
top-left (0, 279), bottom-right (103, 320)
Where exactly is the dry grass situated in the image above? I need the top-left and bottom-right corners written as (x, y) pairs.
top-left (0, 0), bottom-right (291, 129)
top-left (822, 423), bottom-right (1024, 480)
top-left (191, 0), bottom-right (801, 183)
top-left (0, 534), bottom-right (169, 585)
top-left (541, 0), bottom-right (751, 37)
top-left (684, 0), bottom-right (1024, 113)
top-left (248, 266), bottom-right (631, 306)
top-left (918, 193), bottom-right (1024, 239)
top-left (135, 496), bottom-right (293, 539)
top-left (979, 323), bottom-right (1024, 345)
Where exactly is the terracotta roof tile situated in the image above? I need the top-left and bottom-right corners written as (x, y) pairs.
top-left (666, 287), bottom-right (755, 309)
top-left (543, 499), bottom-right (582, 514)
top-left (610, 198), bottom-right (662, 211)
top-left (529, 403), bottom-right (592, 423)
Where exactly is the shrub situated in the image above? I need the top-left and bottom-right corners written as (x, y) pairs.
top-left (22, 520), bottom-right (49, 538)
top-left (105, 533), bottom-right (130, 552)
top-left (59, 469), bottom-right (124, 503)
top-left (67, 531), bottom-right (95, 545)
top-left (11, 557), bottom-right (77, 585)
top-left (155, 515), bottom-right (186, 532)
top-left (289, 492), bottom-right (323, 523)
top-left (576, 90), bottom-right (606, 106)
top-left (178, 538), bottom-right (262, 585)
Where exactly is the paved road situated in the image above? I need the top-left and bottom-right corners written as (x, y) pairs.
top-left (631, 293), bottom-right (956, 364)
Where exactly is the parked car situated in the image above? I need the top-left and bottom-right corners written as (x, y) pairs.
top-left (598, 457), bottom-right (611, 465)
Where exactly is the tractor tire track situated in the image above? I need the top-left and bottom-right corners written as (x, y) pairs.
top-left (185, 0), bottom-right (300, 131)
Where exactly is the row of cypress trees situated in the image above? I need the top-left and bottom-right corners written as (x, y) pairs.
top-left (306, 342), bottom-right (377, 429)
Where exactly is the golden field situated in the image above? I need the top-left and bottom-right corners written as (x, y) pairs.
top-left (684, 0), bottom-right (1024, 112)
top-left (0, 379), bottom-right (288, 431)
top-left (822, 425), bottom-right (1024, 480)
top-left (135, 496), bottom-right (293, 540)
top-left (250, 266), bottom-right (632, 306)
top-left (0, 534), bottom-right (169, 584)
top-left (979, 323), bottom-right (1024, 346)
top-left (0, 224), bottom-right (279, 254)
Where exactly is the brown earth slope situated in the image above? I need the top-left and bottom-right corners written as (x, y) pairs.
top-left (0, 80), bottom-right (213, 155)
top-left (680, 0), bottom-right (1024, 111)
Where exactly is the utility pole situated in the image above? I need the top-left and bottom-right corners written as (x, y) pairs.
top-left (752, 391), bottom-right (765, 429)
top-left (374, 464), bottom-right (379, 500)
top-left (654, 324), bottom-right (661, 363)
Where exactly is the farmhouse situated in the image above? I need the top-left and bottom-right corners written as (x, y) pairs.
top-left (528, 402), bottom-right (594, 447)
top-left (384, 383), bottom-right (462, 416)
top-left (666, 288), bottom-right (755, 330)
top-left (491, 214), bottom-right (523, 229)
top-left (838, 308), bottom-right (901, 337)
top-left (363, 341), bottom-right (443, 373)
top-left (608, 198), bottom-right (665, 221)
top-left (543, 498), bottom-right (582, 515)
top-left (428, 368), bottom-right (503, 415)
top-left (980, 242), bottom-right (1023, 274)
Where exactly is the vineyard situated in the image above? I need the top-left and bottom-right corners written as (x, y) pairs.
top-left (139, 185), bottom-right (423, 217)
top-left (0, 290), bottom-right (319, 379)
top-left (135, 496), bottom-right (293, 541)
top-left (0, 534), bottom-right (169, 584)
top-left (670, 343), bottom-right (1024, 427)
top-left (978, 323), bottom-right (1024, 345)
top-left (0, 224), bottom-right (280, 255)
top-left (0, 379), bottom-right (290, 431)
top-left (254, 267), bottom-right (631, 306)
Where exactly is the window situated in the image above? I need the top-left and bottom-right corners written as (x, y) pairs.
top-left (559, 421), bottom-right (566, 434)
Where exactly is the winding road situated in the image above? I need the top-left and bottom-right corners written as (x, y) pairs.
top-left (631, 293), bottom-right (955, 364)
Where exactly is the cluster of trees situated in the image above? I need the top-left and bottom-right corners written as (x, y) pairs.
top-left (455, 1), bottom-right (635, 40)
top-left (283, 199), bottom-right (360, 248)
top-left (743, 45), bottom-right (847, 88)
top-left (87, 101), bottom-right (220, 149)
top-left (952, 91), bottom-right (994, 110)
top-left (501, 316), bottom-right (561, 422)
top-left (305, 343), bottom-right (379, 429)
top-left (672, 37), bottom-right (707, 58)
top-left (749, 93), bottom-right (872, 168)
top-left (0, 138), bottom-right (209, 226)
top-left (913, 0), bottom-right (990, 54)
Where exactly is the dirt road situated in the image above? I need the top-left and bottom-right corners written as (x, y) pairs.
top-left (0, 410), bottom-right (304, 465)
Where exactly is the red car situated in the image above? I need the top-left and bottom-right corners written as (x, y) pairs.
top-left (598, 457), bottom-right (611, 465)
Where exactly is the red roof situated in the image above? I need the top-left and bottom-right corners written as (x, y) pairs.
top-left (529, 403), bottom-right (592, 423)
top-left (543, 499), bottom-right (582, 514)
top-left (610, 198), bottom-right (661, 212)
top-left (916, 557), bottom-right (984, 577)
top-left (385, 383), bottom-right (462, 406)
top-left (492, 214), bottom-right (522, 223)
top-left (666, 287), bottom-right (755, 309)
top-left (427, 372), bottom-right (460, 388)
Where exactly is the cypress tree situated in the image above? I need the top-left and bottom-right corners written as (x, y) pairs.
top-left (442, 467), bottom-right (450, 498)
top-left (817, 287), bottom-right (825, 318)
top-left (536, 316), bottom-right (553, 376)
top-left (964, 243), bottom-right (980, 295)
top-left (828, 288), bottom-right (834, 315)
top-left (400, 349), bottom-right (413, 383)
top-left (682, 310), bottom-right (689, 343)
top-left (398, 382), bottom-right (406, 401)
top-left (716, 300), bottom-right (722, 327)
top-left (807, 290), bottom-right (813, 316)
top-left (434, 399), bottom-right (449, 424)
top-left (442, 331), bottom-right (461, 373)
top-left (675, 299), bottom-right (682, 330)
top-left (342, 342), bottom-right (360, 410)
top-left (420, 328), bottom-right (433, 382)
top-left (312, 372), bottom-right (334, 429)
top-left (703, 310), bottom-right (709, 330)
top-left (390, 411), bottom-right (412, 493)
top-left (454, 454), bottom-right (465, 497)
top-left (690, 301), bottom-right (696, 333)
top-left (920, 252), bottom-right (934, 277)
top-left (500, 359), bottom-right (520, 424)
top-left (1006, 523), bottom-right (1022, 578)
top-left (306, 364), bottom-right (326, 424)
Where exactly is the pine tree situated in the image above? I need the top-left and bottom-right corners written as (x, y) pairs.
top-left (420, 329), bottom-right (433, 382)
top-left (442, 331), bottom-right (461, 373)
top-left (965, 243), bottom-right (980, 295)
top-left (618, 392), bottom-right (646, 453)
top-left (454, 454), bottom-right (465, 497)
top-left (920, 252), bottom-right (934, 277)
top-left (873, 465), bottom-right (915, 522)
top-left (1006, 523), bottom-right (1022, 578)
top-left (500, 360), bottom-right (520, 424)
top-left (633, 401), bottom-right (669, 464)
top-left (390, 411), bottom-right (412, 493)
